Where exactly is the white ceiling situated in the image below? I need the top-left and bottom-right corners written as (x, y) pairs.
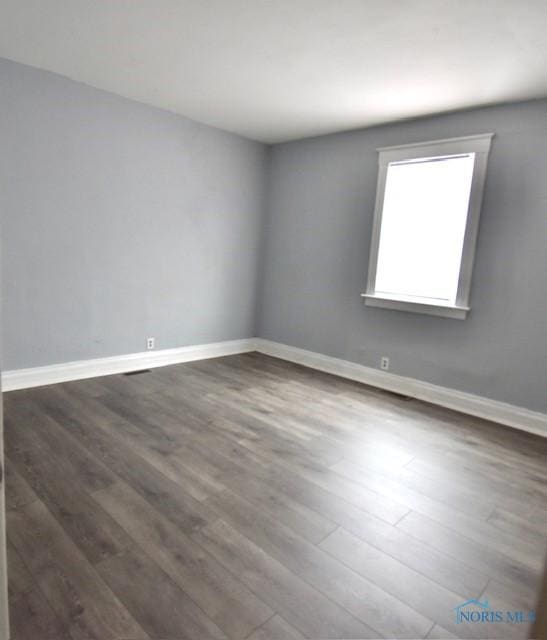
top-left (1, 1), bottom-right (547, 143)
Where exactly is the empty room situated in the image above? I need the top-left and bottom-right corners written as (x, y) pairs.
top-left (0, 1), bottom-right (547, 639)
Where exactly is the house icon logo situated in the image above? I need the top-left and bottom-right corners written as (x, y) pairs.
top-left (454, 599), bottom-right (492, 624)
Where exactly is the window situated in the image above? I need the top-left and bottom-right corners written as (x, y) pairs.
top-left (363, 134), bottom-right (493, 319)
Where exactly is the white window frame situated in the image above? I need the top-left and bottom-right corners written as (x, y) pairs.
top-left (362, 133), bottom-right (494, 319)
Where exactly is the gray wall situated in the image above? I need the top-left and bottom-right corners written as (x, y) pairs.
top-left (0, 58), bottom-right (268, 369)
top-left (258, 100), bottom-right (547, 413)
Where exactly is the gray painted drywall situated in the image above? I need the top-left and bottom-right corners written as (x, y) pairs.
top-left (258, 100), bottom-right (547, 413)
top-left (0, 58), bottom-right (268, 369)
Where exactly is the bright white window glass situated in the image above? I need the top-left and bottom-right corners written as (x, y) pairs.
top-left (374, 153), bottom-right (475, 305)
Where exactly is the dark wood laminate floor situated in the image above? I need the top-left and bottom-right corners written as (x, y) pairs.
top-left (4, 352), bottom-right (547, 640)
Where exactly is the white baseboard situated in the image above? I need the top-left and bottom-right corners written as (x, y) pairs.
top-left (3, 336), bottom-right (545, 438)
top-left (253, 338), bottom-right (547, 438)
top-left (1, 338), bottom-right (257, 392)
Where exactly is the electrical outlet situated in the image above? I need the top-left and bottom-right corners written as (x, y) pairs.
top-left (147, 337), bottom-right (155, 350)
top-left (381, 356), bottom-right (390, 371)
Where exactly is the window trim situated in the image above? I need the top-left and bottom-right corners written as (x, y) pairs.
top-left (362, 133), bottom-right (494, 320)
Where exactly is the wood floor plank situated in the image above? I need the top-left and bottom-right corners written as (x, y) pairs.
top-left (319, 526), bottom-right (520, 639)
top-left (487, 507), bottom-right (547, 548)
top-left (90, 369), bottom-right (168, 397)
top-left (38, 385), bottom-right (225, 506)
top-left (9, 586), bottom-right (73, 640)
top-left (194, 519), bottom-right (379, 639)
top-left (8, 452), bottom-right (133, 566)
top-left (179, 380), bottom-right (317, 443)
top-left (6, 401), bottom-right (115, 494)
top-left (40, 383), bottom-right (192, 452)
top-left (93, 481), bottom-right (274, 639)
top-left (200, 387), bottom-right (328, 443)
top-left (242, 425), bottom-right (344, 468)
top-left (60, 377), bottom-right (112, 399)
top-left (240, 438), bottom-right (410, 525)
top-left (55, 389), bottom-right (225, 504)
top-left (397, 510), bottom-right (541, 598)
top-left (331, 458), bottom-right (542, 568)
top-left (480, 578), bottom-right (539, 617)
top-left (95, 545), bottom-right (228, 640)
top-left (332, 456), bottom-right (489, 522)
top-left (218, 467), bottom-right (338, 544)
top-left (136, 443), bottom-right (226, 502)
top-left (33, 384), bottom-right (131, 432)
top-left (182, 426), bottom-right (269, 476)
top-left (4, 457), bottom-right (37, 512)
top-left (406, 456), bottom-right (547, 518)
top-left (427, 624), bottom-right (458, 639)
top-left (8, 500), bottom-right (148, 640)
top-left (42, 402), bottom-right (218, 535)
top-left (6, 540), bottom-right (33, 598)
top-left (203, 488), bottom-right (433, 638)
top-left (221, 462), bottom-right (489, 598)
top-left (388, 465), bottom-right (497, 520)
top-left (97, 390), bottom-right (197, 447)
top-left (246, 614), bottom-right (306, 640)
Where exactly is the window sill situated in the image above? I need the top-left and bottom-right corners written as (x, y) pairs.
top-left (361, 294), bottom-right (469, 319)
